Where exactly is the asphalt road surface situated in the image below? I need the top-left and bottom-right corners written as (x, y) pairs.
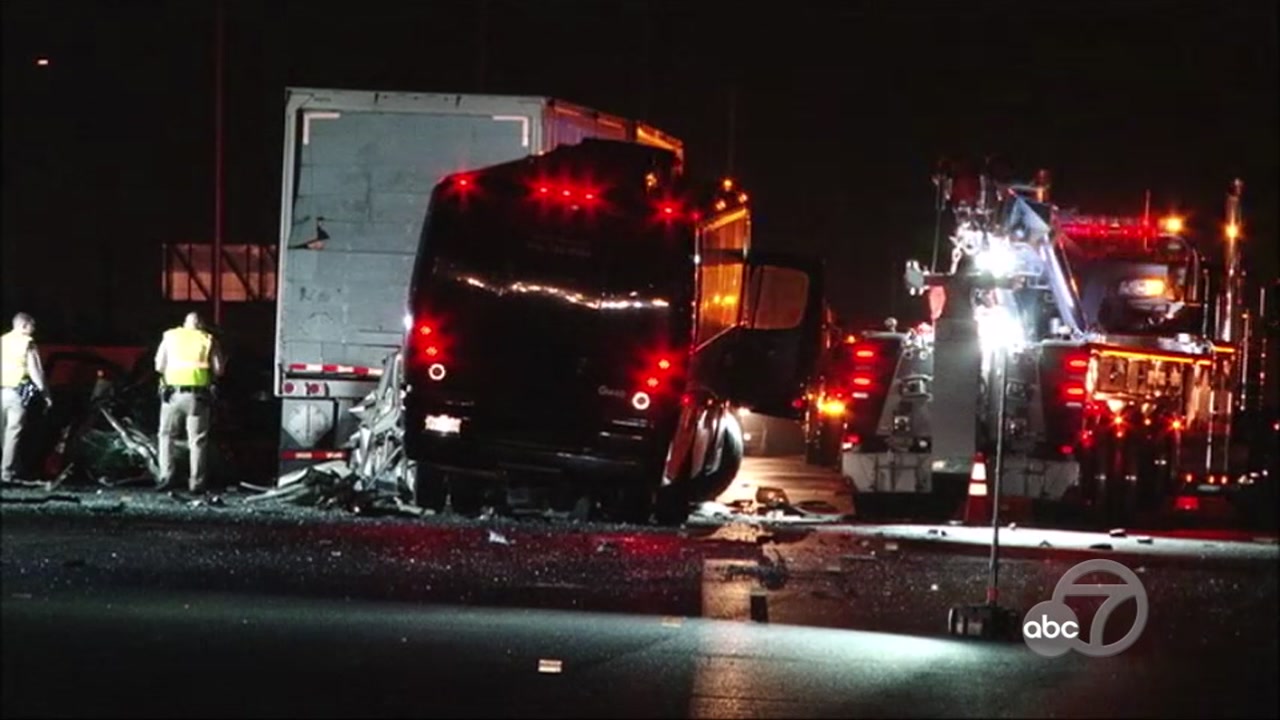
top-left (2, 458), bottom-right (1277, 718)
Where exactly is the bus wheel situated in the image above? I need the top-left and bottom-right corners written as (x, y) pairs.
top-left (654, 485), bottom-right (690, 526)
top-left (697, 425), bottom-right (744, 501)
top-left (606, 482), bottom-right (653, 526)
top-left (447, 478), bottom-right (485, 517)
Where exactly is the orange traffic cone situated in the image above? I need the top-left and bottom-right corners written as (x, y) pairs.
top-left (963, 453), bottom-right (991, 525)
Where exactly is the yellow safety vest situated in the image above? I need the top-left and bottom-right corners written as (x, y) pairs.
top-left (163, 327), bottom-right (213, 387)
top-left (1, 330), bottom-right (32, 388)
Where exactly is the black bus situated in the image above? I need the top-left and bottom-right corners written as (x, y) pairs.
top-left (402, 139), bottom-right (823, 524)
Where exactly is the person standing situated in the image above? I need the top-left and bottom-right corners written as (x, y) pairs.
top-left (154, 312), bottom-right (224, 492)
top-left (1, 312), bottom-right (50, 483)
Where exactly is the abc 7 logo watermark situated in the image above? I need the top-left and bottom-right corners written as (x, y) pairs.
top-left (1023, 559), bottom-right (1149, 658)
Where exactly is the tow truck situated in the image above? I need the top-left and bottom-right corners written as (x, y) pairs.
top-left (806, 167), bottom-right (1273, 526)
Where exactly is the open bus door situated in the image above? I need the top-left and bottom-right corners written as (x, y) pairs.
top-left (720, 251), bottom-right (825, 420)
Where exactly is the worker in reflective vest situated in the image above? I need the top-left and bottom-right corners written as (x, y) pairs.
top-left (154, 312), bottom-right (224, 492)
top-left (1, 312), bottom-right (49, 483)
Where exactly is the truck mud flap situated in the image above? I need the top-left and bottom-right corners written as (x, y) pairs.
top-left (844, 451), bottom-right (932, 493)
top-left (998, 457), bottom-right (1080, 501)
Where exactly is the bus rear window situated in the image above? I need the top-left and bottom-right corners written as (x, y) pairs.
top-left (420, 186), bottom-right (690, 302)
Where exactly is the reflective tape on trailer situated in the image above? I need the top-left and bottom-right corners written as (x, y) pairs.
top-left (280, 450), bottom-right (349, 461)
top-left (286, 363), bottom-right (384, 377)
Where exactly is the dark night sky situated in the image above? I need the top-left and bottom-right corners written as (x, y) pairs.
top-left (3, 0), bottom-right (1277, 345)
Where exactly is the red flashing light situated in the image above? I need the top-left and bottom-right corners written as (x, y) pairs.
top-left (537, 185), bottom-right (550, 195)
top-left (680, 393), bottom-right (693, 407)
top-left (1175, 496), bottom-right (1200, 512)
top-left (425, 346), bottom-right (439, 357)
top-left (1065, 354), bottom-right (1090, 372)
top-left (854, 348), bottom-right (877, 360)
top-left (657, 358), bottom-right (672, 371)
top-left (851, 373), bottom-right (874, 388)
top-left (417, 324), bottom-right (433, 336)
top-left (1059, 444), bottom-right (1074, 456)
top-left (645, 376), bottom-right (660, 389)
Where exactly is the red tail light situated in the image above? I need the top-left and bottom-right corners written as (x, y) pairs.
top-left (853, 347), bottom-right (877, 360)
top-left (655, 200), bottom-right (683, 221)
top-left (410, 316), bottom-right (450, 368)
top-left (1175, 496), bottom-right (1200, 512)
top-left (1061, 382), bottom-right (1087, 401)
top-left (851, 373), bottom-right (874, 388)
top-left (634, 352), bottom-right (681, 403)
top-left (1064, 354), bottom-right (1090, 372)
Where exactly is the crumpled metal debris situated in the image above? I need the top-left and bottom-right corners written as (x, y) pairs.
top-left (36, 373), bottom-right (168, 488)
top-left (247, 351), bottom-right (422, 515)
top-left (346, 351), bottom-right (410, 493)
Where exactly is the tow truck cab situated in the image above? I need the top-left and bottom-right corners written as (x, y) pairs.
top-left (402, 140), bottom-right (823, 522)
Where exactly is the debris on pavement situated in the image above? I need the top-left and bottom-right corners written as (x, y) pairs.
top-left (0, 492), bottom-right (81, 505)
